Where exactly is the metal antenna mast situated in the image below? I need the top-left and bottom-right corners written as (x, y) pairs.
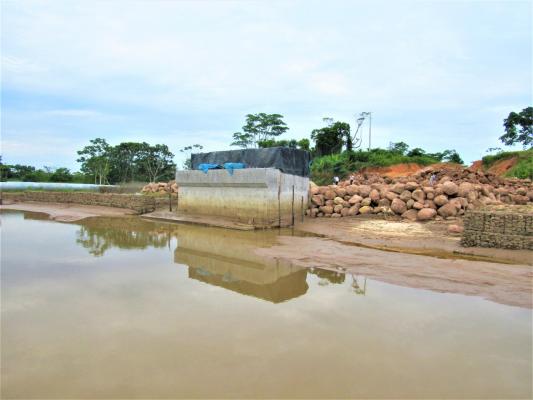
top-left (355, 112), bottom-right (372, 150)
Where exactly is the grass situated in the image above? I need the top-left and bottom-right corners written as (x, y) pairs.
top-left (310, 149), bottom-right (441, 185)
top-left (482, 149), bottom-right (533, 179)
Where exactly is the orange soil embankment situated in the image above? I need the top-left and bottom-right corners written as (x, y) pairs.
top-left (469, 157), bottom-right (518, 176)
top-left (358, 162), bottom-right (463, 178)
top-left (487, 157), bottom-right (518, 176)
top-left (360, 163), bottom-right (423, 177)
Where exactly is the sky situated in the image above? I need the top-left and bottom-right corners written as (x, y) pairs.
top-left (1, 0), bottom-right (531, 170)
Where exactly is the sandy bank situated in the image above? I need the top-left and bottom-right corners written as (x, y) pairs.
top-left (295, 217), bottom-right (532, 265)
top-left (0, 201), bottom-right (135, 221)
top-left (256, 235), bottom-right (533, 309)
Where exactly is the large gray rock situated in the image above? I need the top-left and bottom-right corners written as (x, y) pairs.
top-left (399, 190), bottom-right (412, 202)
top-left (434, 194), bottom-right (448, 206)
top-left (391, 198), bottom-right (407, 214)
top-left (361, 197), bottom-right (372, 206)
top-left (402, 209), bottom-right (418, 221)
top-left (417, 208), bottom-right (437, 220)
top-left (458, 182), bottom-right (474, 197)
top-left (311, 195), bottom-right (324, 206)
top-left (319, 205), bottom-right (333, 215)
top-left (359, 206), bottom-right (373, 214)
top-left (437, 203), bottom-right (458, 218)
top-left (369, 189), bottom-right (380, 203)
top-left (391, 183), bottom-right (406, 194)
top-left (411, 189), bottom-right (425, 202)
top-left (345, 185), bottom-right (359, 195)
top-left (358, 185), bottom-right (372, 198)
top-left (385, 191), bottom-right (398, 201)
top-left (405, 181), bottom-right (419, 191)
top-left (349, 194), bottom-right (363, 204)
top-left (348, 205), bottom-right (360, 216)
top-left (442, 181), bottom-right (459, 196)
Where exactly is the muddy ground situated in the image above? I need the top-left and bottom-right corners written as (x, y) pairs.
top-left (254, 216), bottom-right (532, 308)
top-left (0, 201), bottom-right (135, 221)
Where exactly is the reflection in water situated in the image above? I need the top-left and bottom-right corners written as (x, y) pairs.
top-left (74, 217), bottom-right (175, 256)
top-left (351, 274), bottom-right (367, 295)
top-left (174, 224), bottom-right (308, 303)
top-left (309, 267), bottom-right (346, 284)
top-left (17, 211), bottom-right (359, 302)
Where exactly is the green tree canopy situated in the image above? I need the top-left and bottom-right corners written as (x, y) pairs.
top-left (138, 143), bottom-right (175, 181)
top-left (231, 113), bottom-right (289, 148)
top-left (388, 141), bottom-right (409, 155)
top-left (311, 119), bottom-right (351, 156)
top-left (77, 138), bottom-right (112, 184)
top-left (499, 107), bottom-right (533, 148)
top-left (257, 138), bottom-right (310, 151)
top-left (179, 144), bottom-right (203, 170)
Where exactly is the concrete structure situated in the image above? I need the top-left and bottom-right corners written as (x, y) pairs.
top-left (175, 168), bottom-right (309, 228)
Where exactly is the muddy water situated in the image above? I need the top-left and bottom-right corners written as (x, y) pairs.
top-left (1, 211), bottom-right (531, 399)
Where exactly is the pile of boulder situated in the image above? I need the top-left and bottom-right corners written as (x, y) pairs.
top-left (307, 165), bottom-right (532, 221)
top-left (141, 180), bottom-right (178, 194)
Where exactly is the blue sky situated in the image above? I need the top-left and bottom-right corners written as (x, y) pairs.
top-left (1, 0), bottom-right (531, 170)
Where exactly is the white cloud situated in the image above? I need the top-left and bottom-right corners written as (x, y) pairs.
top-left (1, 0), bottom-right (531, 168)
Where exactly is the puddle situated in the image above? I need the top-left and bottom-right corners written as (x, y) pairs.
top-left (1, 211), bottom-right (531, 399)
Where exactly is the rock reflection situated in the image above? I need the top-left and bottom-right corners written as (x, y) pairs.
top-left (174, 224), bottom-right (309, 303)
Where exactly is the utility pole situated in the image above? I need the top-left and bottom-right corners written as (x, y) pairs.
top-left (368, 112), bottom-right (372, 150)
top-left (358, 111), bottom-right (372, 150)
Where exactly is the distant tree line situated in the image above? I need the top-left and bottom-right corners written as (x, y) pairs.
top-left (76, 139), bottom-right (175, 184)
top-left (2, 107), bottom-right (529, 184)
top-left (1, 140), bottom-right (176, 184)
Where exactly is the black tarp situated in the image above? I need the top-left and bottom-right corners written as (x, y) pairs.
top-left (191, 147), bottom-right (311, 177)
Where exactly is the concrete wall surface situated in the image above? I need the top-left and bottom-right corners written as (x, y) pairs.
top-left (175, 168), bottom-right (309, 227)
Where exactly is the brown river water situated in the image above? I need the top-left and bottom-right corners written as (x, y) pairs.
top-left (1, 210), bottom-right (532, 399)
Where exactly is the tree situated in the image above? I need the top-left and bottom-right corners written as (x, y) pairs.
top-left (311, 119), bottom-right (350, 156)
top-left (257, 138), bottom-right (310, 150)
top-left (50, 167), bottom-right (73, 182)
top-left (77, 138), bottom-right (112, 184)
top-left (388, 141), bottom-right (409, 155)
top-left (499, 107), bottom-right (533, 148)
top-left (441, 149), bottom-right (464, 164)
top-left (231, 113), bottom-right (289, 148)
top-left (109, 142), bottom-right (144, 183)
top-left (138, 143), bottom-right (176, 182)
top-left (407, 147), bottom-right (426, 157)
top-left (179, 144), bottom-right (203, 170)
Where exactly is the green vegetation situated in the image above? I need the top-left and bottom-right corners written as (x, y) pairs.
top-left (77, 139), bottom-right (175, 184)
top-left (310, 147), bottom-right (448, 185)
top-left (226, 114), bottom-right (465, 185)
top-left (231, 113), bottom-right (289, 148)
top-left (1, 139), bottom-right (176, 184)
top-left (499, 107), bottom-right (532, 148)
top-left (482, 149), bottom-right (533, 179)
top-left (0, 160), bottom-right (89, 183)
